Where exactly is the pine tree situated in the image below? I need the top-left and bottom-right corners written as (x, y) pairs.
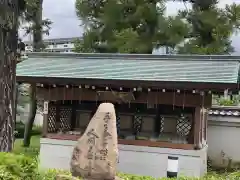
top-left (74, 0), bottom-right (189, 53)
top-left (178, 0), bottom-right (240, 54)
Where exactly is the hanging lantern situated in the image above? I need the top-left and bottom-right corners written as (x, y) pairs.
top-left (172, 89), bottom-right (176, 110)
top-left (63, 85), bottom-right (66, 104)
top-left (79, 85), bottom-right (82, 104)
top-left (182, 90), bottom-right (185, 110)
top-left (71, 85), bottom-right (74, 104)
top-left (201, 91), bottom-right (205, 111)
top-left (48, 85), bottom-right (51, 100)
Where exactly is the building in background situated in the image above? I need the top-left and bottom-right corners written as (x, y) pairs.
top-left (24, 37), bottom-right (81, 53)
top-left (24, 37), bottom-right (175, 54)
top-left (152, 46), bottom-right (176, 55)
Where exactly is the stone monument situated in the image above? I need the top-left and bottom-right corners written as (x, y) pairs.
top-left (70, 103), bottom-right (121, 180)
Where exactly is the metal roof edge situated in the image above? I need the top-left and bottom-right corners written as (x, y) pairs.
top-left (26, 52), bottom-right (240, 61)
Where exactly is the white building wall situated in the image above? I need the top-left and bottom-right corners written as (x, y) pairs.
top-left (207, 115), bottom-right (240, 168)
top-left (40, 138), bottom-right (207, 178)
top-left (18, 103), bottom-right (240, 169)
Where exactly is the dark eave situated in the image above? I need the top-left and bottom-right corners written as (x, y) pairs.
top-left (16, 76), bottom-right (239, 92)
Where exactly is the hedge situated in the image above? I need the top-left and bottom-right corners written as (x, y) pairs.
top-left (1, 152), bottom-right (240, 180)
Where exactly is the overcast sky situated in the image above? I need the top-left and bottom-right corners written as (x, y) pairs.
top-left (20, 0), bottom-right (240, 53)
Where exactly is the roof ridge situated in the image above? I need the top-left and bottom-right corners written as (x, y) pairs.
top-left (26, 52), bottom-right (240, 61)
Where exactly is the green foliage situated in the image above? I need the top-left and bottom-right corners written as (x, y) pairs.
top-left (212, 95), bottom-right (240, 106)
top-left (13, 134), bottom-right (40, 157)
top-left (20, 0), bottom-right (52, 50)
top-left (39, 171), bottom-right (240, 180)
top-left (74, 0), bottom-right (189, 53)
top-left (0, 153), bottom-right (38, 180)
top-left (3, 150), bottom-right (240, 179)
top-left (8, 135), bottom-right (240, 179)
top-left (177, 1), bottom-right (240, 54)
top-left (75, 0), bottom-right (240, 54)
top-left (217, 99), bottom-right (236, 106)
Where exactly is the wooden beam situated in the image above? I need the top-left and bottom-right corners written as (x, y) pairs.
top-left (46, 133), bottom-right (194, 150)
top-left (36, 88), bottom-right (212, 108)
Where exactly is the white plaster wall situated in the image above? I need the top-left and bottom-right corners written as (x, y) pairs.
top-left (39, 138), bottom-right (207, 178)
top-left (16, 103), bottom-right (43, 126)
top-left (207, 116), bottom-right (240, 167)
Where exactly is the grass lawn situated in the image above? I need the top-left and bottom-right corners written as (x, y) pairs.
top-left (13, 135), bottom-right (41, 157)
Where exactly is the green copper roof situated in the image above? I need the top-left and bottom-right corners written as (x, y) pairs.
top-left (16, 53), bottom-right (240, 84)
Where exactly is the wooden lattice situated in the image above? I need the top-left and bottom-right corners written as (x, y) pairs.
top-left (59, 107), bottom-right (72, 131)
top-left (48, 106), bottom-right (57, 133)
top-left (176, 115), bottom-right (192, 136)
top-left (160, 116), bottom-right (164, 133)
top-left (133, 112), bottom-right (142, 135)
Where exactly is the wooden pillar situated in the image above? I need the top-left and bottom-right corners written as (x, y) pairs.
top-left (42, 101), bottom-right (49, 137)
top-left (199, 108), bottom-right (203, 145)
top-left (55, 102), bottom-right (61, 132)
top-left (71, 104), bottom-right (77, 131)
top-left (194, 107), bottom-right (201, 149)
top-left (115, 104), bottom-right (121, 136)
top-left (203, 108), bottom-right (208, 145)
top-left (154, 107), bottom-right (161, 136)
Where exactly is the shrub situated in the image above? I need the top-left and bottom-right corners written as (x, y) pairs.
top-left (38, 169), bottom-right (78, 180)
top-left (0, 152), bottom-right (38, 180)
top-left (2, 152), bottom-right (240, 180)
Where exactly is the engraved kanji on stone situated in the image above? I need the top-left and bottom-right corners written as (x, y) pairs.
top-left (103, 112), bottom-right (111, 123)
top-left (87, 146), bottom-right (94, 159)
top-left (100, 156), bottom-right (106, 160)
top-left (103, 131), bottom-right (112, 138)
top-left (100, 148), bottom-right (108, 156)
top-left (87, 136), bottom-right (96, 145)
top-left (87, 128), bottom-right (99, 138)
top-left (72, 147), bottom-right (81, 160)
top-left (87, 151), bottom-right (94, 160)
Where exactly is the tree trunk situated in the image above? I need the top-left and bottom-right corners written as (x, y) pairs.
top-left (33, 0), bottom-right (43, 52)
top-left (0, 1), bottom-right (19, 151)
top-left (23, 84), bottom-right (37, 147)
top-left (23, 0), bottom-right (43, 146)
